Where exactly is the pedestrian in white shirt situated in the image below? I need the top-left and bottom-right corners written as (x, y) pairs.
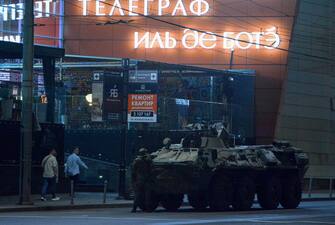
top-left (41, 148), bottom-right (60, 201)
top-left (65, 147), bottom-right (88, 195)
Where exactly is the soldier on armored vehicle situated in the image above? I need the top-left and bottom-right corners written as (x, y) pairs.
top-left (131, 125), bottom-right (309, 212)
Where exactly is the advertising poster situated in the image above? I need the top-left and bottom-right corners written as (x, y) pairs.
top-left (128, 70), bottom-right (158, 123)
top-left (128, 94), bottom-right (158, 123)
top-left (103, 74), bottom-right (123, 123)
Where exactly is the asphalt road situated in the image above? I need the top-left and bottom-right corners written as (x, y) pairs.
top-left (0, 201), bottom-right (335, 225)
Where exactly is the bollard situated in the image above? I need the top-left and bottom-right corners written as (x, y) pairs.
top-left (103, 180), bottom-right (108, 204)
top-left (70, 180), bottom-right (74, 205)
top-left (329, 178), bottom-right (333, 199)
top-left (308, 177), bottom-right (313, 198)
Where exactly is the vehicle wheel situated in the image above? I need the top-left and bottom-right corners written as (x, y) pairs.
top-left (232, 177), bottom-right (255, 211)
top-left (188, 192), bottom-right (208, 210)
top-left (160, 194), bottom-right (184, 211)
top-left (138, 190), bottom-right (159, 212)
top-left (257, 176), bottom-right (282, 210)
top-left (280, 175), bottom-right (302, 209)
top-left (209, 175), bottom-right (233, 211)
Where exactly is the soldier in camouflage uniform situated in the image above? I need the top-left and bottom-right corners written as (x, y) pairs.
top-left (162, 138), bottom-right (172, 150)
top-left (131, 148), bottom-right (153, 212)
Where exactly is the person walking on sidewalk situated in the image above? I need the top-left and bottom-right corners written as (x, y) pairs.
top-left (65, 147), bottom-right (88, 195)
top-left (41, 148), bottom-right (60, 201)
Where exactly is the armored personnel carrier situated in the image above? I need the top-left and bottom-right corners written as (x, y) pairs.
top-left (134, 124), bottom-right (309, 212)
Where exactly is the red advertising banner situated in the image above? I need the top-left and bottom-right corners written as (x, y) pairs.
top-left (128, 94), bottom-right (157, 123)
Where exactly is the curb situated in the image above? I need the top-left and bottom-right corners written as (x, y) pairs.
top-left (0, 202), bottom-right (133, 213)
top-left (301, 197), bottom-right (335, 202)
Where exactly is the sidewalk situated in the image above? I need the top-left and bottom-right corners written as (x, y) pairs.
top-left (0, 192), bottom-right (132, 212)
top-left (302, 192), bottom-right (335, 201)
top-left (0, 192), bottom-right (334, 213)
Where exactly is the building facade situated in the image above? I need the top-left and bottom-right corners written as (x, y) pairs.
top-left (0, 0), bottom-right (334, 178)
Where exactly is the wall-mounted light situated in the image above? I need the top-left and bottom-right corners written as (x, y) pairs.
top-left (85, 93), bottom-right (92, 104)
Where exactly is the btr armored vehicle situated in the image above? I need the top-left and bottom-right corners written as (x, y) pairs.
top-left (134, 124), bottom-right (309, 212)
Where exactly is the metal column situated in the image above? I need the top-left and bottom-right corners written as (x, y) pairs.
top-left (19, 0), bottom-right (34, 205)
top-left (118, 58), bottom-right (130, 199)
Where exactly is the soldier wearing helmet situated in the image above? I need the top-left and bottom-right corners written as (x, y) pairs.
top-left (162, 137), bottom-right (172, 150)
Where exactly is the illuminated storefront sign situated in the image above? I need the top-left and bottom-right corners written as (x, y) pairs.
top-left (134, 28), bottom-right (281, 50)
top-left (0, 0), bottom-right (282, 50)
top-left (0, 0), bottom-right (57, 21)
top-left (0, 1), bottom-right (61, 46)
top-left (0, 0), bottom-right (210, 19)
top-left (75, 0), bottom-right (282, 50)
top-left (0, 35), bottom-right (20, 43)
top-left (79, 0), bottom-right (211, 16)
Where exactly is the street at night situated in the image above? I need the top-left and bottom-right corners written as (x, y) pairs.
top-left (1, 0), bottom-right (335, 224)
top-left (1, 201), bottom-right (335, 225)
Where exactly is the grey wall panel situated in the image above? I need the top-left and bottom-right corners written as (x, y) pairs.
top-left (275, 0), bottom-right (335, 178)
